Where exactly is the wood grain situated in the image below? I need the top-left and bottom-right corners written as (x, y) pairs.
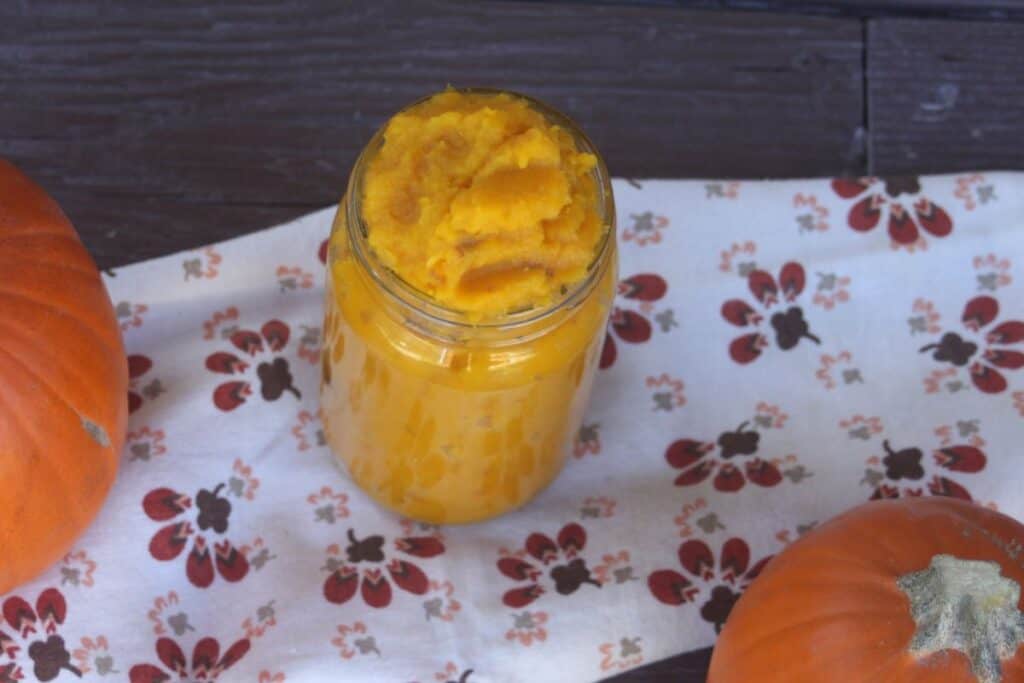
top-left (867, 17), bottom-right (1024, 175)
top-left (534, 0), bottom-right (1024, 21)
top-left (0, 0), bottom-right (862, 269)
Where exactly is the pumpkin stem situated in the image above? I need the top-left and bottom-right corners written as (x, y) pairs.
top-left (286, 382), bottom-right (302, 399)
top-left (897, 554), bottom-right (1024, 683)
top-left (212, 483), bottom-right (225, 496)
top-left (882, 440), bottom-right (895, 457)
top-left (64, 662), bottom-right (82, 677)
top-left (802, 330), bottom-right (821, 345)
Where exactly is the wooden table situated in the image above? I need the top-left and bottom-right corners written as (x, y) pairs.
top-left (2, 1), bottom-right (1022, 680)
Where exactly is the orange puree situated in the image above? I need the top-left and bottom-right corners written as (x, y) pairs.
top-left (361, 90), bottom-right (603, 318)
top-left (320, 90), bottom-right (616, 524)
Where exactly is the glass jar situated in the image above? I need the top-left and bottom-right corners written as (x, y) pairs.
top-left (320, 90), bottom-right (617, 524)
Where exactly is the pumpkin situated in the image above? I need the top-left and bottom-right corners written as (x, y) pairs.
top-left (709, 497), bottom-right (1024, 683)
top-left (0, 160), bottom-right (127, 594)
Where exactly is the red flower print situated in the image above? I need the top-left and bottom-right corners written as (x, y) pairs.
top-left (721, 261), bottom-right (820, 364)
top-left (240, 601), bottom-right (278, 641)
top-left (318, 238), bottom-right (329, 265)
top-left (143, 484), bottom-right (249, 588)
top-left (665, 416), bottom-right (809, 493)
top-left (183, 246), bottom-right (222, 281)
top-left (296, 325), bottom-right (322, 365)
top-left (622, 211), bottom-right (669, 246)
top-left (573, 423), bottom-right (601, 459)
top-left (126, 427), bottom-right (167, 463)
top-left (815, 350), bottom-right (863, 390)
top-left (71, 635), bottom-right (117, 676)
top-left (954, 174), bottom-right (996, 212)
top-left (116, 301), bottom-right (148, 331)
top-left (205, 320), bottom-right (301, 411)
top-left (322, 529), bottom-right (444, 609)
top-left (128, 636), bottom-right (249, 682)
top-left (793, 193), bottom-right (829, 233)
top-left (648, 538), bottom-right (772, 633)
top-left (276, 266), bottom-right (313, 292)
top-left (601, 274), bottom-right (670, 369)
top-left (59, 550), bottom-right (97, 588)
top-left (423, 580), bottom-right (461, 622)
top-left (973, 253), bottom-right (1012, 291)
top-left (919, 296), bottom-right (1024, 394)
top-left (201, 307), bottom-right (239, 341)
top-left (598, 637), bottom-right (644, 673)
top-left (505, 611), bottom-right (548, 646)
top-left (861, 438), bottom-right (986, 502)
top-left (423, 661), bottom-right (474, 683)
top-left (128, 354), bottom-right (163, 414)
top-left (774, 522), bottom-right (818, 547)
top-left (0, 588), bottom-right (81, 681)
top-left (292, 410), bottom-right (325, 451)
top-left (497, 523), bottom-right (601, 608)
top-left (832, 176), bottom-right (953, 249)
top-left (331, 622), bottom-right (380, 660)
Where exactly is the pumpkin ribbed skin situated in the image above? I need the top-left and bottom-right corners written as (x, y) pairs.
top-left (0, 160), bottom-right (127, 593)
top-left (709, 497), bottom-right (1024, 683)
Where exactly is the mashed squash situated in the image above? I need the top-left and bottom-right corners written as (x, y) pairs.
top-left (361, 90), bottom-right (602, 317)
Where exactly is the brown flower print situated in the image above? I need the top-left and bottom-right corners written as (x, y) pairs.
top-left (721, 262), bottom-right (820, 364)
top-left (205, 320), bottom-right (301, 411)
top-left (648, 538), bottom-right (771, 633)
top-left (143, 485), bottom-right (249, 588)
top-left (832, 176), bottom-right (953, 248)
top-left (129, 636), bottom-right (249, 682)
top-left (862, 438), bottom-right (986, 501)
top-left (0, 588), bottom-right (80, 682)
top-left (665, 416), bottom-right (807, 493)
top-left (919, 296), bottom-right (1024, 393)
top-left (601, 274), bottom-right (670, 369)
top-left (322, 530), bottom-right (444, 609)
top-left (128, 355), bottom-right (163, 414)
top-left (497, 523), bottom-right (600, 608)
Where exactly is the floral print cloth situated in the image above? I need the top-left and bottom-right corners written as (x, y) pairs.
top-left (3, 173), bottom-right (1022, 682)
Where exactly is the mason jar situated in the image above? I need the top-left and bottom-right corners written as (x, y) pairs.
top-left (320, 89), bottom-right (617, 524)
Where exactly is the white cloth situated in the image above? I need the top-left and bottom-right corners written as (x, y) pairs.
top-left (2, 173), bottom-right (1022, 683)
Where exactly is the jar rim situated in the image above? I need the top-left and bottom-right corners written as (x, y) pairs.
top-left (343, 86), bottom-right (616, 332)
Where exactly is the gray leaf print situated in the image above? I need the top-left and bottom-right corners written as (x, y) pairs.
top-left (842, 369), bottom-right (863, 385)
top-left (167, 612), bottom-right (194, 637)
top-left (94, 655), bottom-right (118, 675)
top-left (783, 465), bottom-right (813, 483)
top-left (619, 637), bottom-right (642, 657)
top-left (861, 469), bottom-right (884, 488)
top-left (655, 309), bottom-right (678, 333)
top-left (354, 636), bottom-right (381, 656)
top-left (696, 513), bottom-right (725, 534)
top-left (424, 597), bottom-right (443, 620)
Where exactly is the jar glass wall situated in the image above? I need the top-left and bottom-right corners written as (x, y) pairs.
top-left (320, 89), bottom-right (617, 524)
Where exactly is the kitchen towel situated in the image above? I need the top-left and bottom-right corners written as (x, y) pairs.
top-left (2, 173), bottom-right (1023, 682)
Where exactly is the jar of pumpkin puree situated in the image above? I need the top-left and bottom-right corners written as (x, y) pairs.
top-left (320, 88), bottom-right (617, 524)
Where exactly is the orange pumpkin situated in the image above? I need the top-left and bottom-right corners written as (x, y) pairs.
top-left (0, 160), bottom-right (127, 594)
top-left (709, 497), bottom-right (1024, 683)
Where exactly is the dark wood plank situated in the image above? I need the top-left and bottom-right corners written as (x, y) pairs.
top-left (0, 0), bottom-right (863, 269)
top-left (604, 646), bottom-right (712, 683)
top-left (867, 17), bottom-right (1024, 175)
top-left (528, 0), bottom-right (1024, 21)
